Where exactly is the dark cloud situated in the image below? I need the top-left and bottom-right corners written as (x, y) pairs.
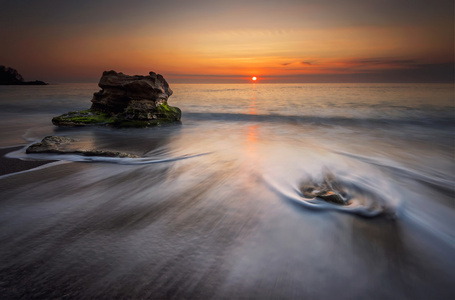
top-left (301, 61), bottom-right (313, 66)
top-left (268, 62), bottom-right (454, 83)
top-left (168, 62), bottom-right (454, 83)
top-left (345, 58), bottom-right (418, 66)
top-left (168, 73), bottom-right (241, 78)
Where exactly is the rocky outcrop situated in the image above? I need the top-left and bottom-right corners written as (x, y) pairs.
top-left (90, 70), bottom-right (173, 113)
top-left (26, 136), bottom-right (139, 158)
top-left (52, 71), bottom-right (181, 127)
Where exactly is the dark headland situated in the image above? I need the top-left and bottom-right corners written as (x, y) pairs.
top-left (0, 66), bottom-right (48, 85)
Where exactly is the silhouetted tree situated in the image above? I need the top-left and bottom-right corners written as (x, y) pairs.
top-left (0, 65), bottom-right (25, 84)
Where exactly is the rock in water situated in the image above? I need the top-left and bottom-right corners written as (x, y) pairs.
top-left (90, 70), bottom-right (173, 113)
top-left (300, 173), bottom-right (350, 205)
top-left (302, 187), bottom-right (348, 205)
top-left (52, 71), bottom-right (181, 127)
top-left (26, 136), bottom-right (75, 153)
top-left (26, 136), bottom-right (139, 158)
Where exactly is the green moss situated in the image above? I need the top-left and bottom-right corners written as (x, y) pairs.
top-left (156, 102), bottom-right (181, 121)
top-left (53, 103), bottom-right (181, 127)
top-left (113, 102), bottom-right (181, 127)
top-left (52, 109), bottom-right (115, 126)
top-left (67, 109), bottom-right (92, 115)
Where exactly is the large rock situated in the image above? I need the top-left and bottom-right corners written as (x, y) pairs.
top-left (90, 70), bottom-right (173, 113)
top-left (52, 71), bottom-right (181, 127)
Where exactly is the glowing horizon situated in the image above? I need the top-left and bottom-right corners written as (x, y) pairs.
top-left (1, 0), bottom-right (453, 83)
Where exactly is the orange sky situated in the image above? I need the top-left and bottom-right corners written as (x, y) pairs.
top-left (1, 0), bottom-right (453, 83)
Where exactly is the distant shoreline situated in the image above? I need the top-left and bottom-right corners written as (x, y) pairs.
top-left (0, 80), bottom-right (48, 85)
top-left (0, 66), bottom-right (48, 85)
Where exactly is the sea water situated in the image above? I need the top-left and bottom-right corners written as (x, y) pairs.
top-left (0, 83), bottom-right (454, 299)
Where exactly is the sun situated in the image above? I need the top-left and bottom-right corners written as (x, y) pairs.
top-left (252, 76), bottom-right (257, 81)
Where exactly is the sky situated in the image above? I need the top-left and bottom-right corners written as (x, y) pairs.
top-left (0, 0), bottom-right (453, 83)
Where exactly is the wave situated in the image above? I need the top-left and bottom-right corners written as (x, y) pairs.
top-left (26, 152), bottom-right (211, 165)
top-left (6, 145), bottom-right (211, 165)
top-left (263, 171), bottom-right (398, 218)
top-left (335, 151), bottom-right (455, 197)
top-left (183, 112), bottom-right (455, 128)
top-left (199, 88), bottom-right (241, 93)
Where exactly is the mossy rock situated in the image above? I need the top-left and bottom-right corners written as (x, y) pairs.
top-left (156, 102), bottom-right (182, 120)
top-left (52, 103), bottom-right (181, 128)
top-left (52, 109), bottom-right (116, 126)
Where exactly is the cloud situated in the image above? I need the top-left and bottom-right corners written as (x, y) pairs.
top-left (301, 61), bottom-right (313, 65)
top-left (344, 58), bottom-right (417, 67)
top-left (266, 62), bottom-right (455, 83)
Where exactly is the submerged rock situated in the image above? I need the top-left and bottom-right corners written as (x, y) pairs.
top-left (302, 187), bottom-right (348, 205)
top-left (300, 173), bottom-right (350, 205)
top-left (52, 71), bottom-right (181, 127)
top-left (26, 136), bottom-right (139, 158)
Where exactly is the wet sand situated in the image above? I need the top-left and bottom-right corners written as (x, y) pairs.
top-left (0, 154), bottom-right (453, 299)
top-left (0, 146), bottom-right (56, 176)
top-left (0, 83), bottom-right (454, 299)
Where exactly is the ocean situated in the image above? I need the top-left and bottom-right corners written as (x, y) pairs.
top-left (0, 83), bottom-right (454, 299)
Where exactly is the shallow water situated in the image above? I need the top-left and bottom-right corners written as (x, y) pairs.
top-left (0, 83), bottom-right (454, 299)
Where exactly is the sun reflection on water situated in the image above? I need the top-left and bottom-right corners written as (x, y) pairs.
top-left (246, 85), bottom-right (259, 156)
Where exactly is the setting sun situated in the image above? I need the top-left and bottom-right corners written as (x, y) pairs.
top-left (252, 76), bottom-right (257, 81)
